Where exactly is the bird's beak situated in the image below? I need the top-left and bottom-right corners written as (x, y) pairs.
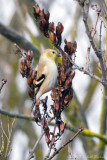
top-left (56, 52), bottom-right (61, 57)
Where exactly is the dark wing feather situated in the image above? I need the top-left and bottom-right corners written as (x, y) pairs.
top-left (35, 74), bottom-right (45, 94)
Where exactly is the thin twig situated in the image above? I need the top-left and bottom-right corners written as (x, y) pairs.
top-left (4, 119), bottom-right (16, 159)
top-left (91, 4), bottom-right (107, 29)
top-left (0, 79), bottom-right (7, 93)
top-left (99, 21), bottom-right (103, 51)
top-left (55, 45), bottom-right (106, 85)
top-left (86, 13), bottom-right (99, 70)
top-left (46, 127), bottom-right (84, 160)
top-left (27, 130), bottom-right (44, 160)
top-left (0, 117), bottom-right (8, 140)
top-left (71, 59), bottom-right (107, 85)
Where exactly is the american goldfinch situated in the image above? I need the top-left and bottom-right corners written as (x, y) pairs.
top-left (35, 49), bottom-right (61, 101)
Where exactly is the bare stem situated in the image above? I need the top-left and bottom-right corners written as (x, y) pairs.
top-left (46, 127), bottom-right (84, 160)
top-left (4, 119), bottom-right (16, 159)
top-left (27, 130), bottom-right (44, 160)
top-left (0, 79), bottom-right (7, 93)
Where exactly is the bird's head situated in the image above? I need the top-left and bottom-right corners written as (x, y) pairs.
top-left (42, 49), bottom-right (62, 63)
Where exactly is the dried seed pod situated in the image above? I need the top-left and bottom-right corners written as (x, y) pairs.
top-left (33, 79), bottom-right (36, 85)
top-left (49, 22), bottom-right (55, 32)
top-left (28, 88), bottom-right (34, 99)
top-left (54, 101), bottom-right (59, 111)
top-left (27, 76), bottom-right (32, 85)
top-left (32, 71), bottom-right (36, 79)
top-left (20, 63), bottom-right (24, 71)
top-left (51, 90), bottom-right (56, 100)
top-left (56, 22), bottom-right (64, 38)
top-left (26, 60), bottom-right (30, 68)
top-left (20, 69), bottom-right (25, 77)
top-left (60, 72), bottom-right (66, 82)
top-left (64, 95), bottom-right (69, 104)
top-left (45, 11), bottom-right (50, 22)
top-left (24, 66), bottom-right (28, 72)
top-left (45, 135), bottom-right (50, 144)
top-left (39, 9), bottom-right (45, 19)
top-left (72, 41), bottom-right (77, 51)
top-left (70, 71), bottom-right (75, 79)
top-left (39, 19), bottom-right (47, 31)
top-left (29, 69), bottom-right (33, 76)
top-left (49, 32), bottom-right (56, 43)
top-left (60, 121), bottom-right (65, 132)
top-left (33, 5), bottom-right (40, 14)
top-left (36, 99), bottom-right (40, 107)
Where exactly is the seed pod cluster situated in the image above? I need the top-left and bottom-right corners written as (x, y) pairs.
top-left (33, 4), bottom-right (64, 45)
top-left (64, 39), bottom-right (77, 55)
top-left (51, 53), bottom-right (75, 124)
top-left (19, 50), bottom-right (37, 99)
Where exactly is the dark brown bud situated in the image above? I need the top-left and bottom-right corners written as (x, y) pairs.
top-left (39, 9), bottom-right (45, 19)
top-left (20, 69), bottom-right (25, 77)
top-left (54, 101), bottom-right (59, 111)
top-left (33, 79), bottom-right (36, 85)
top-left (36, 99), bottom-right (40, 107)
top-left (20, 63), bottom-right (24, 71)
top-left (49, 22), bottom-right (55, 32)
top-left (73, 41), bottom-right (77, 51)
top-left (65, 79), bottom-right (70, 87)
top-left (28, 88), bottom-right (34, 99)
top-left (31, 71), bottom-right (35, 79)
top-left (39, 19), bottom-right (47, 29)
top-left (56, 22), bottom-right (64, 37)
top-left (60, 121), bottom-right (64, 132)
top-left (64, 95), bottom-right (69, 104)
top-left (27, 76), bottom-right (32, 85)
top-left (24, 66), bottom-right (28, 72)
top-left (26, 60), bottom-right (30, 68)
top-left (51, 90), bottom-right (56, 100)
top-left (29, 69), bottom-right (33, 76)
top-left (33, 5), bottom-right (40, 14)
top-left (49, 32), bottom-right (56, 43)
top-left (70, 71), bottom-right (75, 79)
top-left (60, 72), bottom-right (66, 82)
top-left (45, 11), bottom-right (50, 22)
top-left (64, 39), bottom-right (67, 44)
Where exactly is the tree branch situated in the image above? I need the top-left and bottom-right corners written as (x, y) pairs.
top-left (0, 23), bottom-right (40, 58)
top-left (71, 59), bottom-right (106, 85)
top-left (0, 108), bottom-right (107, 143)
top-left (0, 108), bottom-right (34, 121)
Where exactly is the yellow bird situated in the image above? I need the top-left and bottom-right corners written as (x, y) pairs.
top-left (35, 49), bottom-right (61, 101)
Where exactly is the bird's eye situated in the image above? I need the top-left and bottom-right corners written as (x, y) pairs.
top-left (52, 51), bottom-right (55, 54)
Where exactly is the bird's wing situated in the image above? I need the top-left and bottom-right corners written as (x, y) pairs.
top-left (34, 63), bottom-right (47, 95)
top-left (35, 74), bottom-right (45, 88)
